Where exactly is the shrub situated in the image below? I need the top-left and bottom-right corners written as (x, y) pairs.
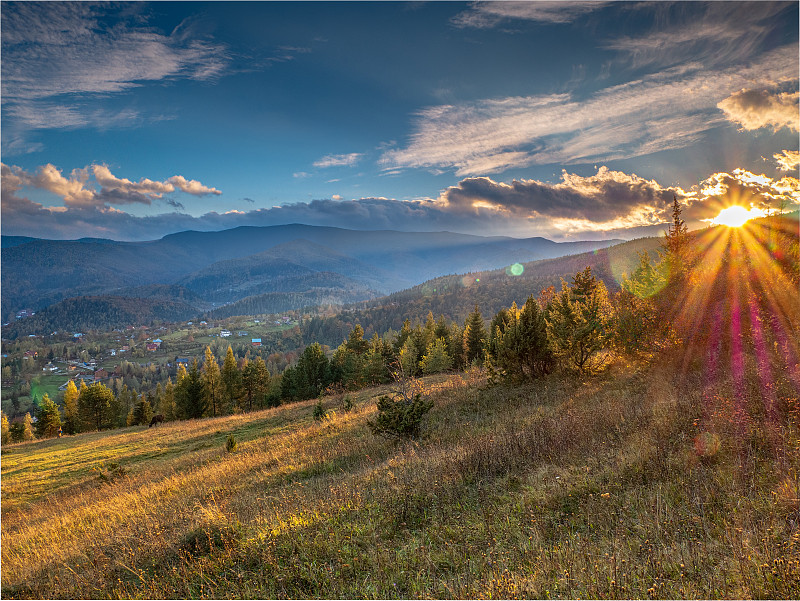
top-left (225, 433), bottom-right (237, 453)
top-left (313, 401), bottom-right (326, 421)
top-left (368, 393), bottom-right (433, 440)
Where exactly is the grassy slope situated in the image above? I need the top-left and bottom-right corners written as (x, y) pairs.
top-left (3, 353), bottom-right (799, 599)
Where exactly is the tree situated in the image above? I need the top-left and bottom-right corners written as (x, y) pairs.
top-left (221, 346), bottom-right (242, 411)
top-left (175, 359), bottom-right (206, 419)
top-left (62, 380), bottom-right (80, 434)
top-left (663, 194), bottom-right (690, 281)
top-left (241, 356), bottom-right (270, 411)
top-left (202, 346), bottom-right (223, 417)
top-left (132, 394), bottom-right (153, 426)
top-left (546, 267), bottom-right (614, 373)
top-left (489, 295), bottom-right (554, 383)
top-left (463, 305), bottom-right (487, 365)
top-left (1, 411), bottom-right (10, 445)
top-left (78, 383), bottom-right (114, 431)
top-left (22, 412), bottom-right (35, 441)
top-left (35, 393), bottom-right (61, 438)
top-left (420, 337), bottom-right (452, 375)
top-left (162, 378), bottom-right (176, 421)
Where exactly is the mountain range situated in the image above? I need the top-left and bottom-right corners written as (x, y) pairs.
top-left (1, 224), bottom-right (622, 333)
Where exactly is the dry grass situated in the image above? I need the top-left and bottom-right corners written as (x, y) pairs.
top-left (2, 359), bottom-right (799, 599)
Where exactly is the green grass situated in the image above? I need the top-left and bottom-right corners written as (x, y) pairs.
top-left (2, 359), bottom-right (799, 599)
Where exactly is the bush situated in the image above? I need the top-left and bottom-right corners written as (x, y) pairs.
top-left (225, 433), bottom-right (237, 453)
top-left (313, 400), bottom-right (326, 421)
top-left (368, 393), bottom-right (433, 440)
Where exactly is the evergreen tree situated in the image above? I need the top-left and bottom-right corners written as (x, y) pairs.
top-left (221, 346), bottom-right (242, 411)
top-left (420, 337), bottom-right (453, 375)
top-left (132, 394), bottom-right (153, 426)
top-left (175, 360), bottom-right (206, 419)
top-left (202, 346), bottom-right (223, 417)
top-left (35, 393), bottom-right (62, 438)
top-left (162, 379), bottom-right (176, 421)
top-left (546, 268), bottom-right (614, 373)
top-left (463, 305), bottom-right (487, 365)
top-left (62, 380), bottom-right (80, 435)
top-left (241, 356), bottom-right (270, 411)
top-left (78, 383), bottom-right (114, 431)
top-left (297, 343), bottom-right (331, 399)
top-left (489, 295), bottom-right (554, 383)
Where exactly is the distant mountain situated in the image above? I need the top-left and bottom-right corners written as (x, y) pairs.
top-left (299, 236), bottom-right (663, 348)
top-left (1, 224), bottom-right (621, 330)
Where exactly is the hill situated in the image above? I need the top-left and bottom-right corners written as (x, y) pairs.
top-left (2, 356), bottom-right (797, 598)
top-left (1, 224), bottom-right (620, 325)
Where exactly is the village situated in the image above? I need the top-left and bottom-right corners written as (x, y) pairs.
top-left (0, 313), bottom-right (301, 423)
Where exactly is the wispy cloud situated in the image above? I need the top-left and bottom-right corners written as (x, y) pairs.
top-left (1, 2), bottom-right (230, 151)
top-left (380, 46), bottom-right (797, 176)
top-left (452, 1), bottom-right (609, 28)
top-left (605, 1), bottom-right (792, 70)
top-left (718, 89), bottom-right (799, 133)
top-left (313, 153), bottom-right (364, 168)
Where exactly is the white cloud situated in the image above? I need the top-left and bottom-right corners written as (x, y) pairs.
top-left (452, 1), bottom-right (609, 28)
top-left (775, 150), bottom-right (800, 172)
top-left (718, 89), bottom-right (799, 132)
top-left (380, 46), bottom-right (797, 176)
top-left (1, 162), bottom-right (221, 211)
top-left (1, 2), bottom-right (230, 149)
top-left (313, 153), bottom-right (364, 168)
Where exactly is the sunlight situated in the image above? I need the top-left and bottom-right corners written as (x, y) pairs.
top-left (711, 205), bottom-right (766, 227)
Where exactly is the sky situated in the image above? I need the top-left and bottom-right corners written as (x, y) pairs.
top-left (1, 1), bottom-right (798, 242)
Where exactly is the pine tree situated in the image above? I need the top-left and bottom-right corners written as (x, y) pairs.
top-left (132, 394), bottom-right (153, 426)
top-left (175, 359), bottom-right (206, 419)
top-left (78, 383), bottom-right (114, 431)
top-left (242, 356), bottom-right (270, 410)
top-left (546, 268), bottom-right (614, 373)
top-left (221, 346), bottom-right (242, 412)
top-left (62, 380), bottom-right (80, 434)
top-left (420, 337), bottom-right (452, 375)
top-left (463, 305), bottom-right (487, 365)
top-left (162, 378), bottom-right (176, 421)
top-left (35, 393), bottom-right (61, 438)
top-left (203, 346), bottom-right (223, 417)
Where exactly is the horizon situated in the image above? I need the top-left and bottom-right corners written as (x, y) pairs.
top-left (1, 1), bottom-right (798, 242)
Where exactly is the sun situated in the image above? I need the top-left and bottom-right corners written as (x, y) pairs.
top-left (711, 205), bottom-right (765, 227)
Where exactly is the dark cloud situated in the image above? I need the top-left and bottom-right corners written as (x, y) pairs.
top-left (441, 167), bottom-right (684, 222)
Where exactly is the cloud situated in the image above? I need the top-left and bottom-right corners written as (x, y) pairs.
top-left (775, 150), bottom-right (800, 172)
top-left (1, 162), bottom-right (221, 211)
top-left (440, 167), bottom-right (686, 224)
top-left (380, 46), bottom-right (796, 175)
top-left (693, 168), bottom-right (799, 220)
top-left (452, 1), bottom-right (609, 28)
top-left (717, 89), bottom-right (799, 132)
top-left (1, 2), bottom-right (230, 151)
top-left (4, 162), bottom-right (797, 243)
top-left (605, 2), bottom-right (793, 70)
top-left (313, 153), bottom-right (364, 168)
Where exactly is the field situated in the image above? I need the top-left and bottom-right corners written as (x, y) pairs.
top-left (3, 351), bottom-right (799, 599)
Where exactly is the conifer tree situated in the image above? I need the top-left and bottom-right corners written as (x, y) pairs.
top-left (242, 356), bottom-right (270, 410)
top-left (203, 346), bottom-right (223, 417)
top-left (221, 346), bottom-right (242, 411)
top-left (78, 383), bottom-right (114, 431)
top-left (162, 378), bottom-right (176, 421)
top-left (175, 359), bottom-right (206, 419)
top-left (463, 305), bottom-right (487, 365)
top-left (420, 337), bottom-right (452, 375)
top-left (62, 380), bottom-right (80, 434)
top-left (35, 393), bottom-right (61, 438)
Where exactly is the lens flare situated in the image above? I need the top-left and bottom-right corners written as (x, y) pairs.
top-left (505, 263), bottom-right (524, 276)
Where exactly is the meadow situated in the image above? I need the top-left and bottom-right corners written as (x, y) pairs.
top-left (3, 348), bottom-right (799, 599)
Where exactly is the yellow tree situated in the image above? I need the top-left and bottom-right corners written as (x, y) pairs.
top-left (63, 380), bottom-right (80, 434)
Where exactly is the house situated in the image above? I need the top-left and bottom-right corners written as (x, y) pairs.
top-left (251, 338), bottom-right (262, 347)
top-left (24, 350), bottom-right (38, 359)
top-left (237, 331), bottom-right (248, 337)
top-left (175, 358), bottom-right (191, 369)
top-left (152, 338), bottom-right (162, 347)
top-left (220, 330), bottom-right (231, 337)
top-left (43, 363), bottom-right (58, 372)
top-left (146, 343), bottom-right (158, 352)
top-left (94, 369), bottom-right (108, 381)
top-left (15, 308), bottom-right (34, 320)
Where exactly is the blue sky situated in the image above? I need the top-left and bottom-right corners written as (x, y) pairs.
top-left (2, 1), bottom-right (798, 241)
